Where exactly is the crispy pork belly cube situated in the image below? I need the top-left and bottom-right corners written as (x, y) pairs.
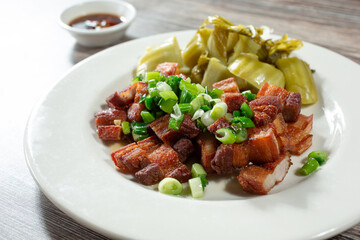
top-left (221, 93), bottom-right (247, 113)
top-left (111, 142), bottom-right (150, 172)
top-left (248, 128), bottom-right (280, 164)
top-left (111, 143), bottom-right (137, 173)
top-left (212, 77), bottom-right (239, 93)
top-left (155, 62), bottom-right (180, 77)
top-left (106, 83), bottom-right (138, 109)
top-left (279, 114), bottom-right (313, 155)
top-left (135, 163), bottom-right (164, 185)
top-left (120, 147), bottom-right (150, 171)
top-left (197, 133), bottom-right (219, 174)
top-left (257, 82), bottom-right (301, 122)
top-left (134, 82), bottom-right (149, 103)
top-left (211, 143), bottom-right (250, 174)
top-left (237, 154), bottom-right (292, 195)
top-left (167, 165), bottom-right (192, 183)
top-left (207, 117), bottom-right (231, 134)
top-left (150, 114), bottom-right (200, 145)
top-left (147, 144), bottom-right (191, 183)
top-left (136, 136), bottom-right (162, 154)
top-left (97, 125), bottom-right (122, 140)
top-left (172, 138), bottom-right (195, 163)
top-left (249, 96), bottom-right (283, 126)
top-left (127, 103), bottom-right (145, 123)
top-left (94, 109), bottom-right (127, 127)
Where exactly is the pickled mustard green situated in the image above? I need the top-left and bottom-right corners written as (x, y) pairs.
top-left (276, 57), bottom-right (318, 104)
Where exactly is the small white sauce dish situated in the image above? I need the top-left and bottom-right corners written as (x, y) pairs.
top-left (59, 0), bottom-right (136, 47)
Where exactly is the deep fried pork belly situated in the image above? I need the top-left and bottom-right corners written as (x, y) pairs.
top-left (111, 136), bottom-right (191, 185)
top-left (135, 163), bottom-right (164, 186)
top-left (94, 109), bottom-right (127, 127)
top-left (106, 83), bottom-right (138, 109)
top-left (237, 154), bottom-right (292, 195)
top-left (155, 62), bottom-right (181, 77)
top-left (249, 96), bottom-right (283, 127)
top-left (196, 133), bottom-right (219, 174)
top-left (212, 77), bottom-right (239, 93)
top-left (127, 103), bottom-right (145, 123)
top-left (211, 128), bottom-right (281, 174)
top-left (211, 143), bottom-right (250, 174)
top-left (221, 93), bottom-right (247, 113)
top-left (97, 125), bottom-right (122, 140)
top-left (248, 128), bottom-right (280, 165)
top-left (207, 117), bottom-right (232, 134)
top-left (150, 114), bottom-right (200, 145)
top-left (257, 82), bottom-right (301, 122)
top-left (138, 144), bottom-right (192, 184)
top-left (172, 138), bottom-right (195, 163)
top-left (134, 82), bottom-right (148, 103)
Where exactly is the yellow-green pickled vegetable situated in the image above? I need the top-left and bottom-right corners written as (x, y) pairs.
top-left (202, 58), bottom-right (241, 90)
top-left (207, 26), bottom-right (228, 63)
top-left (190, 53), bottom-right (210, 84)
top-left (276, 57), bottom-right (318, 104)
top-left (136, 36), bottom-right (189, 75)
top-left (182, 28), bottom-right (212, 68)
top-left (228, 53), bottom-right (285, 90)
top-left (228, 35), bottom-right (262, 64)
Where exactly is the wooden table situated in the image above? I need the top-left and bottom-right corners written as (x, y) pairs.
top-left (1, 0), bottom-right (359, 239)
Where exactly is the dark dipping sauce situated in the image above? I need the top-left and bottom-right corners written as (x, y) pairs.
top-left (69, 13), bottom-right (124, 30)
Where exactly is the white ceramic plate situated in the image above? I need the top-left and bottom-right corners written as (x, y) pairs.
top-left (25, 30), bottom-right (360, 240)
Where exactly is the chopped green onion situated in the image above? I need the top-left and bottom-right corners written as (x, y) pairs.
top-left (132, 132), bottom-right (148, 142)
top-left (131, 122), bottom-right (148, 135)
top-left (148, 79), bottom-right (157, 88)
top-left (201, 111), bottom-right (216, 127)
top-left (233, 110), bottom-right (241, 117)
top-left (168, 115), bottom-right (184, 130)
top-left (141, 110), bottom-right (155, 123)
top-left (241, 90), bottom-right (256, 100)
top-left (240, 102), bottom-right (254, 118)
top-left (191, 163), bottom-right (207, 178)
top-left (224, 113), bottom-right (234, 121)
top-left (159, 91), bottom-right (178, 101)
top-left (144, 96), bottom-right (153, 110)
top-left (200, 105), bottom-right (211, 111)
top-left (298, 157), bottom-right (319, 175)
top-left (189, 177), bottom-right (204, 198)
top-left (138, 94), bottom-right (146, 104)
top-left (158, 177), bottom-right (183, 195)
top-left (156, 81), bottom-right (172, 92)
top-left (209, 88), bottom-right (224, 99)
top-left (159, 91), bottom-right (178, 113)
top-left (196, 118), bottom-right (207, 132)
top-left (121, 121), bottom-right (131, 135)
top-left (196, 84), bottom-right (206, 93)
top-left (178, 103), bottom-right (192, 113)
top-left (132, 74), bottom-right (143, 83)
top-left (232, 116), bottom-right (255, 128)
top-left (190, 95), bottom-right (205, 114)
top-left (215, 128), bottom-right (236, 144)
top-left (234, 127), bottom-right (248, 143)
top-left (145, 71), bottom-right (160, 82)
top-left (179, 89), bottom-right (194, 104)
top-left (166, 76), bottom-right (182, 95)
top-left (210, 102), bottom-right (228, 120)
top-left (192, 109), bottom-right (204, 121)
top-left (308, 151), bottom-right (328, 165)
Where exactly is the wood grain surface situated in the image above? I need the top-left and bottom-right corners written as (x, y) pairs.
top-left (0, 0), bottom-right (359, 239)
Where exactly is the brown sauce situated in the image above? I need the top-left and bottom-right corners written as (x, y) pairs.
top-left (69, 13), bottom-right (124, 30)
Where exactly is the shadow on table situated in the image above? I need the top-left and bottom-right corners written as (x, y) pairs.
top-left (70, 35), bottom-right (136, 64)
top-left (38, 190), bottom-right (110, 240)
